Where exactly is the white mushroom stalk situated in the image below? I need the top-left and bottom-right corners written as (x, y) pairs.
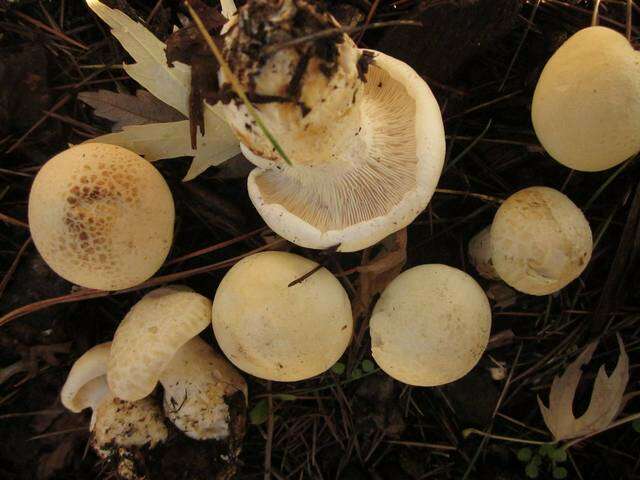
top-left (60, 342), bottom-right (168, 457)
top-left (220, 0), bottom-right (446, 252)
top-left (108, 286), bottom-right (247, 440)
top-left (468, 187), bottom-right (593, 296)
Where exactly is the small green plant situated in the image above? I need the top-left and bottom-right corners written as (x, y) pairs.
top-left (331, 359), bottom-right (377, 379)
top-left (517, 444), bottom-right (567, 479)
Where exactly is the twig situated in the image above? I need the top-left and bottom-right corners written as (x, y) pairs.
top-left (0, 237), bottom-right (32, 300)
top-left (563, 411), bottom-right (640, 449)
top-left (264, 381), bottom-right (274, 480)
top-left (0, 213), bottom-right (29, 229)
top-left (627, 0), bottom-right (634, 41)
top-left (435, 188), bottom-right (503, 204)
top-left (592, 0), bottom-right (602, 26)
top-left (356, 0), bottom-right (381, 45)
top-left (13, 10), bottom-right (88, 50)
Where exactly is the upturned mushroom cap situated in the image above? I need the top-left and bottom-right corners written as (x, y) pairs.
top-left (468, 226), bottom-right (500, 280)
top-left (370, 264), bottom-right (491, 387)
top-left (490, 187), bottom-right (592, 296)
top-left (92, 395), bottom-right (168, 459)
top-left (28, 143), bottom-right (174, 290)
top-left (160, 336), bottom-right (247, 440)
top-left (108, 286), bottom-right (212, 401)
top-left (221, 0), bottom-right (445, 252)
top-left (532, 26), bottom-right (640, 171)
top-left (212, 251), bottom-right (353, 381)
top-left (61, 342), bottom-right (111, 413)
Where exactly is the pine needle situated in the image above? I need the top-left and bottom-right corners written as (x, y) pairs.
top-left (184, 1), bottom-right (293, 166)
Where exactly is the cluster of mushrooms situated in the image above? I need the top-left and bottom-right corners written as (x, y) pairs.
top-left (23, 0), bottom-right (638, 475)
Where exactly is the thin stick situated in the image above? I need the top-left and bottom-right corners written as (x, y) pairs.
top-left (0, 213), bottom-right (29, 229)
top-left (592, 0), bottom-right (602, 26)
top-left (563, 411), bottom-right (640, 449)
top-left (0, 238), bottom-right (31, 300)
top-left (462, 428), bottom-right (550, 445)
top-left (264, 381), bottom-right (274, 480)
top-left (627, 0), bottom-right (634, 41)
top-left (184, 1), bottom-right (293, 166)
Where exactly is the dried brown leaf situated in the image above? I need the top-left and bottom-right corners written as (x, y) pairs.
top-left (537, 334), bottom-right (629, 441)
top-left (79, 89), bottom-right (185, 131)
top-left (353, 229), bottom-right (407, 319)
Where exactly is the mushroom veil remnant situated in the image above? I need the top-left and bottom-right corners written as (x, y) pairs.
top-left (212, 251), bottom-right (353, 381)
top-left (532, 26), bottom-right (640, 171)
top-left (108, 286), bottom-right (247, 441)
top-left (28, 143), bottom-right (174, 290)
top-left (468, 187), bottom-right (593, 296)
top-left (370, 264), bottom-right (491, 387)
top-left (220, 0), bottom-right (446, 251)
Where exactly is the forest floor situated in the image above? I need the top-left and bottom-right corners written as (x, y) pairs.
top-left (0, 0), bottom-right (639, 479)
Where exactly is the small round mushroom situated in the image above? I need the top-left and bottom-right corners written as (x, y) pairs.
top-left (489, 187), bottom-right (593, 296)
top-left (212, 251), bottom-right (353, 381)
top-left (28, 143), bottom-right (174, 290)
top-left (369, 264), bottom-right (491, 387)
top-left (532, 26), bottom-right (640, 171)
top-left (60, 342), bottom-right (168, 459)
top-left (220, 0), bottom-right (445, 251)
top-left (467, 226), bottom-right (500, 280)
top-left (108, 286), bottom-right (247, 441)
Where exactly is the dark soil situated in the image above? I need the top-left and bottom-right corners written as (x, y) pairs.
top-left (1, 1), bottom-right (639, 479)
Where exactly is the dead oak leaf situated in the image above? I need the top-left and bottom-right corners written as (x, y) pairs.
top-left (537, 334), bottom-right (629, 441)
top-left (79, 89), bottom-right (185, 130)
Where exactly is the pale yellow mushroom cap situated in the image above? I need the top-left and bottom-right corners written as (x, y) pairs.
top-left (370, 264), bottom-right (491, 387)
top-left (28, 143), bottom-right (174, 290)
top-left (212, 251), bottom-right (353, 381)
top-left (61, 342), bottom-right (111, 413)
top-left (532, 26), bottom-right (640, 171)
top-left (160, 337), bottom-right (247, 440)
top-left (490, 187), bottom-right (592, 296)
top-left (108, 286), bottom-right (212, 401)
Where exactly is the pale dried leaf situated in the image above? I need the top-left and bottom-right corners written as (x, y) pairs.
top-left (537, 334), bottom-right (629, 441)
top-left (221, 0), bottom-right (237, 19)
top-left (79, 89), bottom-right (184, 130)
top-left (353, 229), bottom-right (407, 319)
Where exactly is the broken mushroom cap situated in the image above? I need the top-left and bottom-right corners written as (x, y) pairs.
top-left (212, 251), bottom-right (353, 381)
top-left (221, 0), bottom-right (445, 252)
top-left (468, 226), bottom-right (500, 280)
top-left (60, 341), bottom-right (168, 456)
top-left (160, 336), bottom-right (247, 440)
top-left (28, 143), bottom-right (174, 290)
top-left (61, 342), bottom-right (111, 414)
top-left (108, 286), bottom-right (212, 401)
top-left (532, 26), bottom-right (640, 171)
top-left (490, 187), bottom-right (593, 296)
top-left (370, 264), bottom-right (491, 387)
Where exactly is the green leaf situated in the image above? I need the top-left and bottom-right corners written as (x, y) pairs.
top-left (539, 444), bottom-right (555, 457)
top-left (361, 359), bottom-right (375, 373)
top-left (552, 467), bottom-right (568, 479)
top-left (530, 455), bottom-right (543, 466)
top-left (350, 368), bottom-right (363, 380)
top-left (517, 448), bottom-right (533, 462)
top-left (549, 447), bottom-right (567, 463)
top-left (249, 399), bottom-right (269, 425)
top-left (273, 394), bottom-right (297, 401)
top-left (331, 362), bottom-right (346, 375)
top-left (633, 419), bottom-right (640, 433)
top-left (525, 462), bottom-right (539, 479)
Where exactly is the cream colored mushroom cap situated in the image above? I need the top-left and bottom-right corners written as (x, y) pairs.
top-left (532, 26), bottom-right (640, 171)
top-left (490, 187), bottom-right (592, 296)
top-left (246, 50), bottom-right (445, 252)
top-left (160, 336), bottom-right (247, 440)
top-left (370, 264), bottom-right (491, 387)
top-left (108, 286), bottom-right (212, 401)
top-left (61, 342), bottom-right (111, 413)
top-left (212, 251), bottom-right (353, 381)
top-left (28, 143), bottom-right (174, 290)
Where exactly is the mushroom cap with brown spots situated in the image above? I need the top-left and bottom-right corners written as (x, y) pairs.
top-left (490, 187), bottom-right (593, 296)
top-left (212, 251), bottom-right (353, 381)
top-left (370, 264), bottom-right (491, 387)
top-left (28, 143), bottom-right (174, 290)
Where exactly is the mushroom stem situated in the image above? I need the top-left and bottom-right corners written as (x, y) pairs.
top-left (159, 336), bottom-right (247, 440)
top-left (468, 226), bottom-right (499, 280)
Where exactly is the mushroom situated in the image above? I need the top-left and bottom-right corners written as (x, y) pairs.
top-left (220, 0), bottom-right (446, 252)
top-left (108, 286), bottom-right (247, 441)
top-left (60, 342), bottom-right (168, 460)
top-left (28, 143), bottom-right (174, 290)
top-left (532, 26), bottom-right (640, 171)
top-left (212, 251), bottom-right (353, 381)
top-left (469, 186), bottom-right (593, 296)
top-left (369, 264), bottom-right (491, 386)
top-left (467, 226), bottom-right (499, 280)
